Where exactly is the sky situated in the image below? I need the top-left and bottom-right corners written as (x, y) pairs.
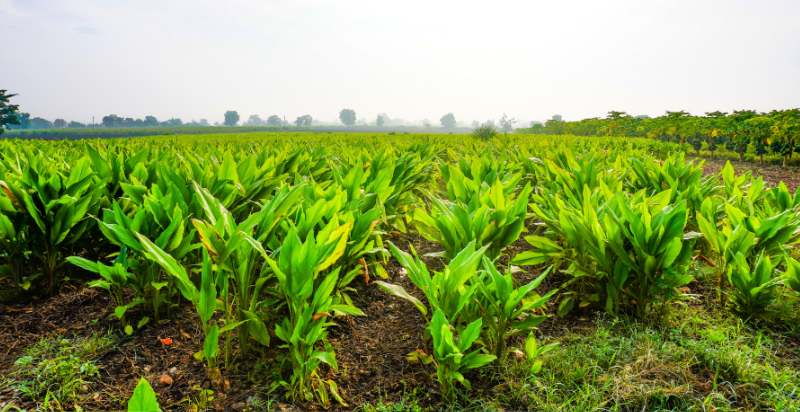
top-left (1, 0), bottom-right (799, 126)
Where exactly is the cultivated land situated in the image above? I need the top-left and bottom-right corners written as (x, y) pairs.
top-left (0, 132), bottom-right (799, 411)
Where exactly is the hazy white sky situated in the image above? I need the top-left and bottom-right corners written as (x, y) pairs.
top-left (1, 0), bottom-right (799, 125)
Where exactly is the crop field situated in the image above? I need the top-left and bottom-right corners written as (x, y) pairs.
top-left (0, 132), bottom-right (799, 411)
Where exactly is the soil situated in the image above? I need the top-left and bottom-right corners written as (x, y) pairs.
top-left (328, 257), bottom-right (433, 409)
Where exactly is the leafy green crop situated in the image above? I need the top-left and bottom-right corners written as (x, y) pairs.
top-left (266, 219), bottom-right (362, 406)
top-left (127, 378), bottom-right (161, 412)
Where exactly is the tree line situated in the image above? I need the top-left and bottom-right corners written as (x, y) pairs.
top-left (524, 109), bottom-right (800, 165)
top-left (1, 89), bottom-right (467, 133)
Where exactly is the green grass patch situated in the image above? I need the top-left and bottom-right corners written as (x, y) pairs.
top-left (2, 334), bottom-right (114, 411)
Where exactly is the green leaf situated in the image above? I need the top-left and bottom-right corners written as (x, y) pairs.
top-left (329, 304), bottom-right (365, 317)
top-left (203, 325), bottom-right (219, 361)
top-left (243, 310), bottom-right (270, 346)
top-left (137, 233), bottom-right (198, 302)
top-left (312, 350), bottom-right (338, 371)
top-left (373, 281), bottom-right (427, 315)
top-left (127, 378), bottom-right (161, 412)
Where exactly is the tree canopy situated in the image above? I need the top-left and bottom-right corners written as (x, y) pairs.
top-left (339, 109), bottom-right (356, 126)
top-left (440, 113), bottom-right (456, 129)
top-left (0, 90), bottom-right (21, 134)
top-left (224, 110), bottom-right (240, 126)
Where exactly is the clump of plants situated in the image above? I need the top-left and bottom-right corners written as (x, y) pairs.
top-left (377, 241), bottom-right (555, 400)
top-left (472, 123), bottom-right (498, 140)
top-left (5, 334), bottom-right (113, 411)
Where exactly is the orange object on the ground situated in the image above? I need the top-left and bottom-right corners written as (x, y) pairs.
top-left (160, 337), bottom-right (173, 346)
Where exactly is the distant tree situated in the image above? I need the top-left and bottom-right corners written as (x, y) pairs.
top-left (339, 109), bottom-right (356, 126)
top-left (604, 111), bottom-right (631, 136)
top-left (498, 113), bottom-right (517, 134)
top-left (101, 114), bottom-right (122, 127)
top-left (440, 113), bottom-right (456, 129)
top-left (224, 110), bottom-right (240, 126)
top-left (544, 116), bottom-right (565, 134)
top-left (0, 90), bottom-right (21, 134)
top-left (8, 112), bottom-right (30, 129)
top-left (294, 114), bottom-right (313, 127)
top-left (770, 109), bottom-right (800, 166)
top-left (744, 116), bottom-right (774, 163)
top-left (423, 120), bottom-right (432, 128)
top-left (471, 120), bottom-right (480, 128)
top-left (29, 117), bottom-right (53, 129)
top-left (163, 118), bottom-right (183, 126)
top-left (245, 114), bottom-right (264, 126)
top-left (143, 115), bottom-right (159, 127)
top-left (376, 114), bottom-right (385, 127)
top-left (705, 111), bottom-right (727, 118)
top-left (53, 118), bottom-right (67, 128)
top-left (68, 121), bottom-right (85, 128)
top-left (267, 115), bottom-right (283, 127)
top-left (198, 119), bottom-right (209, 126)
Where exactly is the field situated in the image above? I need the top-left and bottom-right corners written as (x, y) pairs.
top-left (1, 132), bottom-right (799, 411)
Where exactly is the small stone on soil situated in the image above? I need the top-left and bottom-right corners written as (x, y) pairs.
top-left (159, 374), bottom-right (173, 386)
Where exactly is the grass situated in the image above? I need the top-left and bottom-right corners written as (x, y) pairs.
top-left (1, 334), bottom-right (114, 411)
top-left (496, 304), bottom-right (799, 411)
top-left (354, 299), bottom-right (800, 411)
top-left (358, 390), bottom-right (426, 412)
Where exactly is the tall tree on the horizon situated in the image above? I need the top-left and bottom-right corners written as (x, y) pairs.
top-left (224, 110), bottom-right (240, 126)
top-left (339, 109), bottom-right (356, 127)
top-left (0, 90), bottom-right (21, 135)
top-left (440, 113), bottom-right (456, 129)
top-left (294, 114), bottom-right (313, 127)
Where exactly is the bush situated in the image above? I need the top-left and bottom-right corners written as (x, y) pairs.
top-left (472, 123), bottom-right (497, 140)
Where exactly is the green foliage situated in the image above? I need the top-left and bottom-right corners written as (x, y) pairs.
top-left (5, 335), bottom-right (113, 411)
top-left (267, 220), bottom-right (362, 406)
top-left (414, 181), bottom-right (531, 259)
top-left (696, 163), bottom-right (800, 314)
top-left (379, 242), bottom-right (497, 397)
top-left (477, 258), bottom-right (555, 358)
top-left (127, 378), bottom-right (161, 412)
top-left (0, 154), bottom-right (104, 294)
top-left (0, 89), bottom-right (21, 134)
top-left (727, 252), bottom-right (783, 315)
top-left (785, 257), bottom-right (800, 293)
top-left (472, 123), bottom-right (497, 140)
top-left (66, 170), bottom-right (198, 331)
top-left (3, 131), bottom-right (800, 410)
top-left (517, 185), bottom-right (696, 317)
top-left (380, 241), bottom-right (486, 322)
top-left (379, 242), bottom-right (555, 398)
top-left (427, 309), bottom-right (496, 399)
top-left (522, 108), bottom-right (800, 165)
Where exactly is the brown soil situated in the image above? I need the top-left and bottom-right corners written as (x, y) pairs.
top-left (328, 257), bottom-right (434, 409)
